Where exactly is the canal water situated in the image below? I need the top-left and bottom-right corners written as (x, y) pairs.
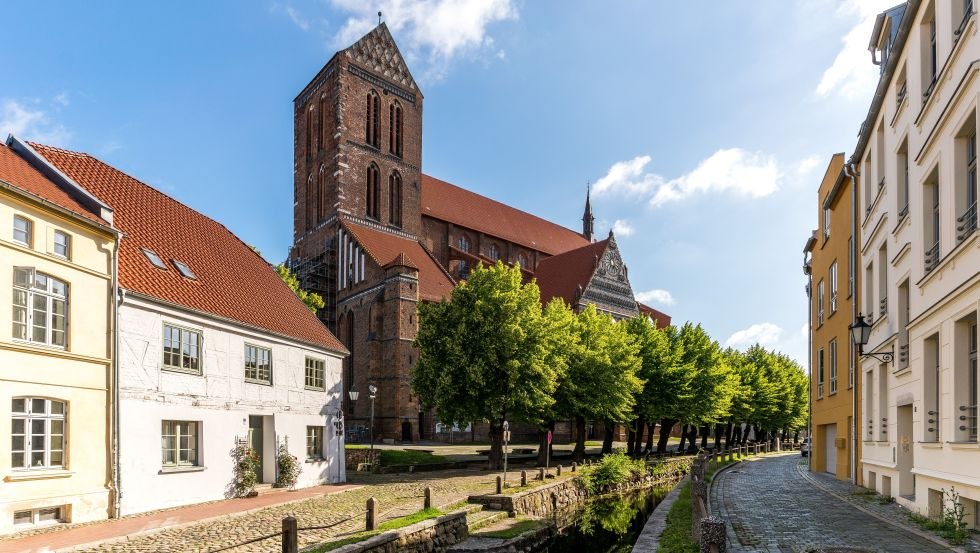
top-left (540, 485), bottom-right (670, 552)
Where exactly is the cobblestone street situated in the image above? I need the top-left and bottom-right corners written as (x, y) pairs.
top-left (710, 453), bottom-right (957, 553)
top-left (2, 470), bottom-right (500, 553)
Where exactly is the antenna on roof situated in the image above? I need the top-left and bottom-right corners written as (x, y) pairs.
top-left (378, 11), bottom-right (383, 25)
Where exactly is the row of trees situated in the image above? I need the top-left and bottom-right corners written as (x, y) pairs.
top-left (412, 262), bottom-right (808, 469)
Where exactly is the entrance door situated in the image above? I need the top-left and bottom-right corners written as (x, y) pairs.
top-left (417, 410), bottom-right (425, 441)
top-left (825, 424), bottom-right (837, 475)
top-left (897, 404), bottom-right (914, 497)
top-left (248, 415), bottom-right (264, 483)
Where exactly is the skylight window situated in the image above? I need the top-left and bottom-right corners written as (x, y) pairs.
top-left (172, 259), bottom-right (196, 280)
top-left (142, 249), bottom-right (167, 269)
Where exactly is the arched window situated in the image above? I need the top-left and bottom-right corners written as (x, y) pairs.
top-left (458, 235), bottom-right (470, 253)
top-left (518, 253), bottom-right (528, 269)
top-left (488, 244), bottom-right (499, 261)
top-left (366, 164), bottom-right (380, 219)
top-left (346, 312), bottom-right (355, 400)
top-left (317, 166), bottom-right (326, 222)
top-left (306, 105), bottom-right (315, 156)
top-left (11, 397), bottom-right (66, 469)
top-left (388, 171), bottom-right (402, 228)
top-left (365, 90), bottom-right (380, 148)
top-left (389, 101), bottom-right (403, 157)
top-left (319, 93), bottom-right (328, 151)
top-left (306, 173), bottom-right (316, 230)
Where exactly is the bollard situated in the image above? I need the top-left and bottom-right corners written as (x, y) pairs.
top-left (496, 475), bottom-right (502, 494)
top-left (521, 470), bottom-right (527, 486)
top-left (572, 462), bottom-right (577, 472)
top-left (698, 516), bottom-right (727, 553)
top-left (282, 516), bottom-right (298, 553)
top-left (764, 442), bottom-right (769, 453)
top-left (366, 497), bottom-right (377, 531)
top-left (424, 487), bottom-right (432, 510)
top-left (557, 465), bottom-right (562, 476)
top-left (538, 467), bottom-right (545, 480)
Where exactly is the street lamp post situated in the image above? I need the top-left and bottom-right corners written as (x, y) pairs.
top-left (333, 408), bottom-right (344, 483)
top-left (502, 420), bottom-right (510, 485)
top-left (849, 313), bottom-right (894, 364)
top-left (368, 385), bottom-right (377, 452)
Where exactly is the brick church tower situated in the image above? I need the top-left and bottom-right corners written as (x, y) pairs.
top-left (290, 23), bottom-right (436, 441)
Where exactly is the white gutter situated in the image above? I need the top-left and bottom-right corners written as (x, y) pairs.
top-left (845, 161), bottom-right (859, 485)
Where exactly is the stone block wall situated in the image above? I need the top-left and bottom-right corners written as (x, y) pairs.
top-left (345, 448), bottom-right (380, 469)
top-left (327, 511), bottom-right (467, 553)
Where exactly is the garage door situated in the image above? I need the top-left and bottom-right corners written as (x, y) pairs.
top-left (825, 424), bottom-right (837, 475)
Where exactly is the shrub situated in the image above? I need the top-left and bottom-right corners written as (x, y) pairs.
top-left (232, 443), bottom-right (259, 497)
top-left (275, 443), bottom-right (301, 488)
top-left (580, 451), bottom-right (646, 495)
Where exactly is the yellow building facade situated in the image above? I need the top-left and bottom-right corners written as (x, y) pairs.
top-left (0, 139), bottom-right (117, 534)
top-left (806, 153), bottom-right (861, 482)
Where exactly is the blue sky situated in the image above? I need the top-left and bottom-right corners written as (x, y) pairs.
top-left (1, 1), bottom-right (896, 364)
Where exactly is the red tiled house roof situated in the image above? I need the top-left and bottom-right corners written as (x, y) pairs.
top-left (534, 238), bottom-right (610, 306)
top-left (421, 174), bottom-right (590, 256)
top-left (0, 142), bottom-right (108, 226)
top-left (638, 302), bottom-right (672, 329)
top-left (30, 143), bottom-right (347, 354)
top-left (341, 219), bottom-right (454, 301)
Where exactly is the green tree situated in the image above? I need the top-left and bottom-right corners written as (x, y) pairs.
top-left (412, 261), bottom-right (559, 470)
top-left (671, 323), bottom-right (737, 452)
top-left (533, 299), bottom-right (580, 466)
top-left (275, 263), bottom-right (325, 314)
top-left (557, 305), bottom-right (642, 461)
top-left (624, 319), bottom-right (689, 455)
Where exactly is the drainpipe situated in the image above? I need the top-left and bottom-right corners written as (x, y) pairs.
top-left (112, 245), bottom-right (124, 517)
top-left (845, 162), bottom-right (859, 485)
top-left (805, 252), bottom-right (813, 472)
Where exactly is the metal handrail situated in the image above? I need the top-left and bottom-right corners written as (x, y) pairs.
top-left (956, 201), bottom-right (977, 243)
top-left (924, 241), bottom-right (941, 273)
top-left (956, 5), bottom-right (974, 39)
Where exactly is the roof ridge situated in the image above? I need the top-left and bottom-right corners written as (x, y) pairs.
top-left (26, 141), bottom-right (88, 157)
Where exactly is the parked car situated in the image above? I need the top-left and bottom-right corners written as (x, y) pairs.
top-left (801, 437), bottom-right (811, 457)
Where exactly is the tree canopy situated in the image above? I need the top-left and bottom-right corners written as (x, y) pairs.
top-left (275, 263), bottom-right (325, 314)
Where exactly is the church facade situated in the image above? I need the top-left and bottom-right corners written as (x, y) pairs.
top-left (290, 23), bottom-right (669, 441)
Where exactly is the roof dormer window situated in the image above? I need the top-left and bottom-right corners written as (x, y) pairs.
top-left (142, 249), bottom-right (167, 269)
top-left (172, 260), bottom-right (196, 280)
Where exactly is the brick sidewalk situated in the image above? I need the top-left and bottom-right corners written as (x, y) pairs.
top-left (0, 484), bottom-right (359, 553)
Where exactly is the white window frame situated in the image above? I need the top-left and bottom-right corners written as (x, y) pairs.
top-left (817, 280), bottom-right (825, 326)
top-left (306, 425), bottom-right (324, 460)
top-left (12, 267), bottom-right (68, 348)
top-left (305, 357), bottom-right (325, 391)
top-left (817, 348), bottom-right (825, 399)
top-left (830, 339), bottom-right (838, 394)
top-left (161, 420), bottom-right (200, 467)
top-left (11, 397), bottom-right (67, 470)
top-left (13, 506), bottom-right (65, 528)
top-left (53, 230), bottom-right (71, 259)
top-left (830, 261), bottom-right (838, 314)
top-left (162, 323), bottom-right (202, 374)
top-left (13, 215), bottom-right (33, 247)
top-left (244, 344), bottom-right (272, 384)
top-left (172, 259), bottom-right (196, 279)
top-left (823, 208), bottom-right (831, 239)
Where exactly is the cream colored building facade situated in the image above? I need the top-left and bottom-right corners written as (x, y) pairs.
top-left (0, 138), bottom-right (118, 534)
top-left (856, 0), bottom-right (980, 525)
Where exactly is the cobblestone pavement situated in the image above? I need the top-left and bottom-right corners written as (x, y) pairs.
top-left (710, 453), bottom-right (956, 553)
top-left (69, 469), bottom-right (498, 553)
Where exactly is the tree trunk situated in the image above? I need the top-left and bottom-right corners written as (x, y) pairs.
top-left (713, 424), bottom-right (723, 450)
top-left (699, 425), bottom-right (710, 450)
top-left (724, 421), bottom-right (734, 448)
top-left (685, 425), bottom-right (698, 453)
top-left (629, 416), bottom-right (645, 456)
top-left (602, 422), bottom-right (615, 454)
top-left (793, 429), bottom-right (800, 444)
top-left (536, 421), bottom-right (555, 466)
top-left (677, 424), bottom-right (688, 452)
top-left (573, 415), bottom-right (587, 462)
top-left (656, 419), bottom-right (676, 454)
top-left (488, 421), bottom-right (504, 470)
top-left (645, 422), bottom-right (656, 454)
top-left (626, 422), bottom-right (636, 456)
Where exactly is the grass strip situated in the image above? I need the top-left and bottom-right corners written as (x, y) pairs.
top-left (309, 508), bottom-right (443, 552)
top-left (656, 481), bottom-right (697, 553)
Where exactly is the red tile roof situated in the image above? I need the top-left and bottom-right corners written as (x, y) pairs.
top-left (30, 143), bottom-right (347, 354)
top-left (0, 143), bottom-right (107, 225)
top-left (421, 174), bottom-right (590, 256)
top-left (534, 239), bottom-right (609, 306)
top-left (637, 303), bottom-right (672, 329)
top-left (341, 219), bottom-right (455, 301)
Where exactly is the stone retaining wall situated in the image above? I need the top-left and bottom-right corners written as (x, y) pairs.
top-left (346, 448), bottom-right (380, 469)
top-left (326, 511), bottom-right (468, 553)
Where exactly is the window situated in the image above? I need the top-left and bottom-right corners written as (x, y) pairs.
top-left (13, 215), bottom-right (32, 247)
top-left (52, 230), bottom-right (71, 259)
top-left (817, 280), bottom-right (825, 326)
top-left (899, 280), bottom-right (911, 369)
top-left (458, 236), bottom-right (470, 253)
top-left (865, 262), bottom-right (874, 320)
top-left (11, 397), bottom-right (66, 469)
top-left (13, 506), bottom-right (64, 527)
top-left (306, 105), bottom-right (315, 156)
top-left (488, 244), bottom-right (499, 262)
top-left (518, 253), bottom-right (528, 269)
top-left (317, 166), bottom-right (326, 222)
top-left (161, 420), bottom-right (198, 467)
top-left (365, 90), bottom-right (380, 148)
top-left (306, 426), bottom-right (324, 460)
top-left (244, 344), bottom-right (272, 384)
top-left (823, 208), bottom-right (830, 239)
top-left (924, 333), bottom-right (941, 441)
top-left (925, 169), bottom-right (941, 273)
top-left (817, 348), bottom-right (825, 399)
top-left (458, 259), bottom-right (469, 278)
top-left (143, 249), bottom-right (167, 269)
top-left (389, 102), bottom-right (403, 157)
top-left (898, 137), bottom-right (910, 219)
top-left (12, 268), bottom-right (67, 347)
top-left (163, 324), bottom-right (201, 374)
top-left (172, 260), bottom-right (196, 280)
top-left (305, 357), bottom-right (325, 390)
top-left (366, 164), bottom-right (380, 220)
top-left (955, 315), bottom-right (978, 442)
top-left (388, 171), bottom-right (402, 228)
top-left (878, 364), bottom-right (888, 440)
top-left (971, 322), bottom-right (978, 442)
top-left (830, 339), bottom-right (838, 394)
top-left (830, 261), bottom-right (838, 314)
top-left (878, 245), bottom-right (888, 317)
top-left (924, 13), bottom-right (938, 100)
top-left (958, 126), bottom-right (978, 243)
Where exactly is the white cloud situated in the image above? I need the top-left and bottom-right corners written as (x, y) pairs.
top-left (635, 289), bottom-right (675, 307)
top-left (592, 149), bottom-right (780, 207)
top-left (53, 92), bottom-right (70, 107)
top-left (285, 6), bottom-right (311, 31)
top-left (0, 99), bottom-right (71, 145)
top-left (796, 155), bottom-right (820, 176)
top-left (330, 0), bottom-right (517, 81)
top-left (724, 322), bottom-right (783, 348)
top-left (611, 219), bottom-right (633, 236)
top-left (816, 0), bottom-right (898, 99)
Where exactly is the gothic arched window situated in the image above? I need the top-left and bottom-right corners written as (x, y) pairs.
top-left (518, 253), bottom-right (528, 269)
top-left (488, 244), bottom-right (499, 261)
top-left (306, 173), bottom-right (316, 230)
top-left (458, 235), bottom-right (470, 253)
top-left (366, 164), bottom-right (380, 219)
top-left (317, 165), bottom-right (326, 222)
top-left (319, 93), bottom-right (328, 151)
top-left (366, 90), bottom-right (380, 148)
top-left (389, 101), bottom-right (403, 157)
top-left (388, 171), bottom-right (403, 228)
top-left (306, 105), bottom-right (315, 156)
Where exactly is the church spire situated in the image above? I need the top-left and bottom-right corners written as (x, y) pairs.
top-left (583, 185), bottom-right (595, 242)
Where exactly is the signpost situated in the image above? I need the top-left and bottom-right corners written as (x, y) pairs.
top-left (502, 420), bottom-right (510, 486)
top-left (546, 429), bottom-right (552, 475)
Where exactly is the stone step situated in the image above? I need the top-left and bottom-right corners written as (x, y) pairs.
top-left (465, 510), bottom-right (509, 533)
